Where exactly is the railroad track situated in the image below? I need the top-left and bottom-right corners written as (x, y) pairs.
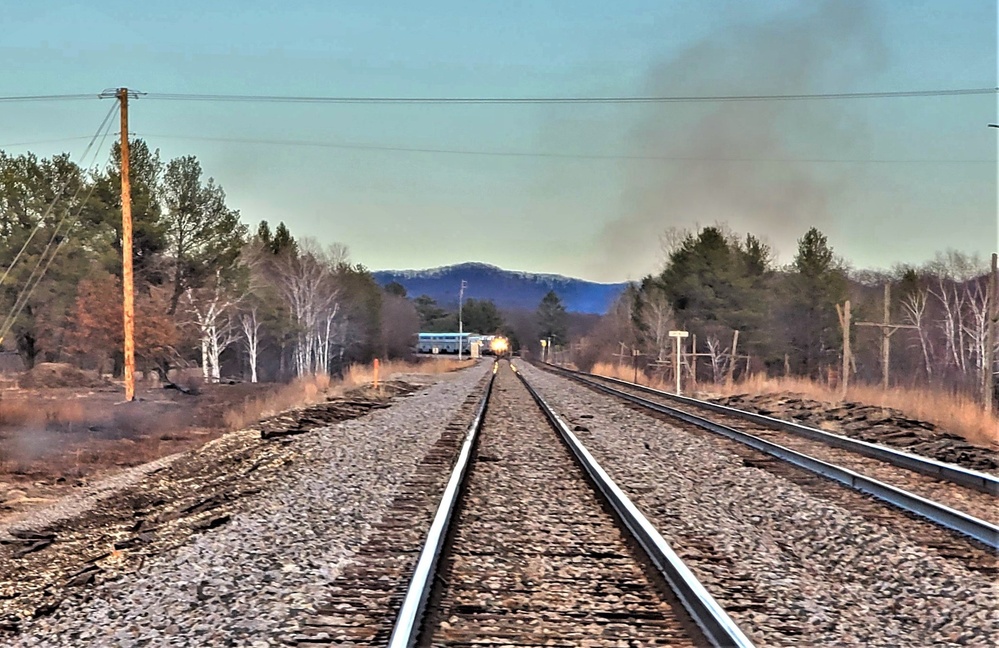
top-left (540, 363), bottom-right (999, 551)
top-left (299, 360), bottom-right (752, 646)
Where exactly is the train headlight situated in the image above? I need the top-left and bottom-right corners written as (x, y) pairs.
top-left (490, 337), bottom-right (509, 354)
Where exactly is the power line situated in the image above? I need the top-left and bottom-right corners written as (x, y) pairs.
top-left (0, 135), bottom-right (97, 148)
top-left (0, 87), bottom-right (994, 105)
top-left (0, 93), bottom-right (99, 103)
top-left (1, 103), bottom-right (118, 293)
top-left (133, 132), bottom-right (993, 164)
top-left (142, 87), bottom-right (997, 104)
top-left (0, 104), bottom-right (117, 342)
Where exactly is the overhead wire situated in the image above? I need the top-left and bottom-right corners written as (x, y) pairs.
top-left (142, 87), bottom-right (997, 104)
top-left (0, 103), bottom-right (118, 343)
top-left (0, 93), bottom-right (99, 103)
top-left (0, 103), bottom-right (117, 290)
top-left (0, 87), bottom-right (995, 105)
top-left (0, 135), bottom-right (98, 149)
top-left (133, 132), bottom-right (993, 164)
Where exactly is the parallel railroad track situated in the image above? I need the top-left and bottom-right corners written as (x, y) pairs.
top-left (540, 363), bottom-right (999, 552)
top-left (299, 361), bottom-right (752, 646)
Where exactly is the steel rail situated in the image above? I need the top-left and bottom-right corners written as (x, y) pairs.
top-left (553, 366), bottom-right (998, 495)
top-left (387, 362), bottom-right (497, 648)
top-left (512, 364), bottom-right (755, 648)
top-left (545, 366), bottom-right (999, 551)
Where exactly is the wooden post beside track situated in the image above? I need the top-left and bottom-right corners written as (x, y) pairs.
top-left (668, 330), bottom-right (689, 395)
top-left (726, 330), bottom-right (739, 386)
top-left (857, 284), bottom-right (918, 391)
top-left (118, 88), bottom-right (136, 402)
top-left (836, 300), bottom-right (851, 399)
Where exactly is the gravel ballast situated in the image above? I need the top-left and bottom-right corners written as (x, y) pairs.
top-left (516, 362), bottom-right (998, 647)
top-left (10, 362), bottom-right (492, 647)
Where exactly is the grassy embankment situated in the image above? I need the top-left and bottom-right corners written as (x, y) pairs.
top-left (589, 361), bottom-right (999, 448)
top-left (220, 358), bottom-right (474, 430)
top-left (0, 358), bottom-right (474, 436)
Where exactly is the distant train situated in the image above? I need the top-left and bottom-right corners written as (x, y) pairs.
top-left (417, 332), bottom-right (510, 357)
top-left (417, 332), bottom-right (470, 355)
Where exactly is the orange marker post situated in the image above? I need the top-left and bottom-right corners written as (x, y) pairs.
top-left (373, 358), bottom-right (379, 389)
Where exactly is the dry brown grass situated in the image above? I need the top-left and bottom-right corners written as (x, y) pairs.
top-left (589, 362), bottom-right (999, 448)
top-left (717, 374), bottom-right (999, 448)
top-left (221, 357), bottom-right (474, 431)
top-left (591, 362), bottom-right (671, 390)
top-left (0, 397), bottom-right (88, 428)
top-left (221, 373), bottom-right (333, 431)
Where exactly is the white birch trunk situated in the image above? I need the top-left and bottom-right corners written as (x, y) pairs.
top-left (240, 307), bottom-right (260, 383)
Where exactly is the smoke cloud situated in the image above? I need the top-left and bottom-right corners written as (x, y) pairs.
top-left (596, 0), bottom-right (886, 277)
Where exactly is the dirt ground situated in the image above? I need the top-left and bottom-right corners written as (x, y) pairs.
top-left (0, 378), bottom-right (276, 523)
top-left (0, 378), bottom-right (427, 629)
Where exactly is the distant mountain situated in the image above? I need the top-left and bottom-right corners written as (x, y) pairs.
top-left (372, 262), bottom-right (628, 314)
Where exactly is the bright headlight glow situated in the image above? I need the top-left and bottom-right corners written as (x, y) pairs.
top-left (490, 337), bottom-right (509, 354)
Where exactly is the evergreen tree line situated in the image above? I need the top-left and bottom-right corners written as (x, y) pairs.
top-left (0, 140), bottom-right (419, 382)
top-left (577, 225), bottom-right (996, 400)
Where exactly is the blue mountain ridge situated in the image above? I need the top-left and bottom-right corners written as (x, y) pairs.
top-left (371, 262), bottom-right (628, 314)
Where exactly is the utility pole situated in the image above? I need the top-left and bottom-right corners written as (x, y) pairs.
top-left (857, 284), bottom-right (917, 390)
top-left (726, 330), bottom-right (740, 386)
top-left (613, 341), bottom-right (629, 368)
top-left (668, 330), bottom-right (689, 395)
top-left (835, 300), bottom-right (851, 398)
top-left (118, 88), bottom-right (136, 402)
top-left (985, 253), bottom-right (997, 412)
top-left (457, 279), bottom-right (466, 361)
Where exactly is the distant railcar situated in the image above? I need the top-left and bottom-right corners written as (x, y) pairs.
top-left (417, 332), bottom-right (471, 355)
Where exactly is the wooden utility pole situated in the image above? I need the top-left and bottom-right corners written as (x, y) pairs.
top-left (985, 253), bottom-right (997, 413)
top-left (835, 300), bottom-right (851, 398)
top-left (726, 330), bottom-right (740, 386)
top-left (668, 330), bottom-right (689, 395)
top-left (118, 88), bottom-right (136, 401)
top-left (691, 334), bottom-right (697, 388)
top-left (857, 284), bottom-right (917, 390)
top-left (613, 341), bottom-right (629, 368)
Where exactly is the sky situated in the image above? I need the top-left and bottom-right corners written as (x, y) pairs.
top-left (1, 0), bottom-right (996, 282)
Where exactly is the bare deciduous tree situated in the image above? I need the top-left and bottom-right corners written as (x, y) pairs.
top-left (964, 279), bottom-right (990, 375)
top-left (636, 282), bottom-right (675, 362)
top-left (239, 304), bottom-right (261, 383)
top-left (185, 270), bottom-right (240, 383)
top-left (928, 251), bottom-right (985, 376)
top-left (705, 334), bottom-right (728, 384)
top-left (901, 287), bottom-right (932, 378)
top-left (275, 239), bottom-right (348, 377)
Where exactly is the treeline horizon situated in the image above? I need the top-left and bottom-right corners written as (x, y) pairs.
top-left (1, 141), bottom-right (994, 403)
top-left (0, 140), bottom-right (570, 383)
top-left (0, 140), bottom-right (431, 383)
top-left (571, 224), bottom-right (995, 405)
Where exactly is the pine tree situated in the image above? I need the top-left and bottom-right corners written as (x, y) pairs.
top-left (782, 227), bottom-right (847, 377)
top-left (161, 155), bottom-right (247, 313)
top-left (537, 290), bottom-right (568, 343)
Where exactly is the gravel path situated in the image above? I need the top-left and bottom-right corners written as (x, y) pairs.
top-left (516, 362), bottom-right (998, 647)
top-left (11, 362), bottom-right (492, 647)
